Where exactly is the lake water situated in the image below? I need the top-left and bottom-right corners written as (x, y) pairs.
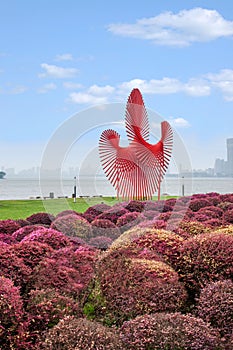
top-left (0, 177), bottom-right (233, 200)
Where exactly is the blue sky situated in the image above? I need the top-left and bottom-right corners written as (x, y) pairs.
top-left (1, 0), bottom-right (233, 172)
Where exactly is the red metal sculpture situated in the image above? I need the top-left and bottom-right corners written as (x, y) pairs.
top-left (99, 88), bottom-right (173, 200)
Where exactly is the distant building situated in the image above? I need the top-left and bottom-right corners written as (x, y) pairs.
top-left (227, 138), bottom-right (233, 176)
top-left (214, 158), bottom-right (228, 176)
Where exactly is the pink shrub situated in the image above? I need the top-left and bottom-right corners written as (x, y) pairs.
top-left (0, 219), bottom-right (21, 234)
top-left (223, 208), bottom-right (233, 223)
top-left (91, 219), bottom-right (120, 239)
top-left (125, 200), bottom-right (145, 212)
top-left (0, 233), bottom-right (16, 244)
top-left (97, 251), bottom-right (187, 322)
top-left (198, 205), bottom-right (223, 218)
top-left (12, 225), bottom-right (47, 241)
top-left (12, 241), bottom-right (54, 268)
top-left (42, 316), bottom-right (123, 350)
top-left (55, 209), bottom-right (80, 218)
top-left (26, 212), bottom-right (55, 225)
top-left (97, 207), bottom-right (128, 224)
top-left (51, 214), bottom-right (92, 239)
top-left (196, 280), bottom-right (233, 341)
top-left (120, 312), bottom-right (222, 350)
top-left (177, 232), bottom-right (233, 294)
top-left (84, 203), bottom-right (111, 217)
top-left (22, 228), bottom-right (72, 249)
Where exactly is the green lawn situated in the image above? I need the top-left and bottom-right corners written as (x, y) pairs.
top-left (0, 195), bottom-right (176, 220)
top-left (0, 197), bottom-right (118, 220)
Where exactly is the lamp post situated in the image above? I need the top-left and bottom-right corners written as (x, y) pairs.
top-left (182, 176), bottom-right (185, 196)
top-left (73, 176), bottom-right (77, 203)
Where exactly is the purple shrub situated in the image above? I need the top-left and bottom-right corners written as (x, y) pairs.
top-left (196, 280), bottom-right (233, 341)
top-left (143, 209), bottom-right (159, 220)
top-left (91, 219), bottom-right (120, 239)
top-left (51, 214), bottom-right (92, 239)
top-left (84, 203), bottom-right (112, 217)
top-left (42, 316), bottom-right (123, 350)
top-left (177, 232), bottom-right (233, 294)
top-left (219, 193), bottom-right (233, 203)
top-left (12, 225), bottom-right (47, 242)
top-left (22, 228), bottom-right (72, 249)
top-left (0, 233), bottom-right (16, 244)
top-left (198, 205), bottom-right (223, 218)
top-left (55, 209), bottom-right (80, 218)
top-left (26, 212), bottom-right (55, 225)
top-left (16, 219), bottom-right (30, 227)
top-left (97, 207), bottom-right (128, 224)
top-left (0, 219), bottom-right (21, 234)
top-left (97, 251), bottom-right (187, 322)
top-left (120, 312), bottom-right (222, 350)
top-left (12, 241), bottom-right (54, 268)
top-left (89, 235), bottom-right (113, 250)
top-left (204, 218), bottom-right (223, 228)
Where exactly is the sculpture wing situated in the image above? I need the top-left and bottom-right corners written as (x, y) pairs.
top-left (125, 88), bottom-right (149, 142)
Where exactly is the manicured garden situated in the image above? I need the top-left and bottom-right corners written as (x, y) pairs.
top-left (0, 192), bottom-right (233, 349)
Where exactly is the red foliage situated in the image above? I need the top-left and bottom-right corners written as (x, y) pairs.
top-left (120, 312), bottom-right (222, 350)
top-left (55, 209), bottom-right (81, 218)
top-left (196, 280), bottom-right (233, 341)
top-left (12, 225), bottom-right (47, 242)
top-left (42, 316), bottom-right (123, 349)
top-left (116, 211), bottom-right (143, 232)
top-left (26, 212), bottom-right (55, 225)
top-left (84, 203), bottom-right (112, 217)
top-left (0, 233), bottom-right (16, 244)
top-left (189, 198), bottom-right (212, 212)
top-left (89, 235), bottom-right (113, 250)
top-left (97, 251), bottom-right (187, 323)
top-left (97, 207), bottom-right (129, 224)
top-left (91, 218), bottom-right (120, 239)
top-left (177, 232), bottom-right (233, 294)
top-left (223, 208), bottom-right (233, 223)
top-left (0, 219), bottom-right (21, 234)
top-left (125, 200), bottom-right (145, 212)
top-left (22, 228), bottom-right (72, 249)
top-left (51, 214), bottom-right (92, 239)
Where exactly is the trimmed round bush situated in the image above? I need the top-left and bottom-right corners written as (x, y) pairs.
top-left (0, 219), bottom-right (21, 234)
top-left (223, 208), bottom-right (233, 224)
top-left (97, 251), bottom-right (187, 322)
top-left (0, 276), bottom-right (25, 349)
top-left (0, 245), bottom-right (31, 288)
top-left (125, 200), bottom-right (145, 212)
top-left (16, 219), bottom-right (30, 227)
top-left (198, 205), bottom-right (223, 218)
top-left (196, 280), bottom-right (233, 340)
top-left (12, 241), bottom-right (54, 268)
top-left (42, 316), bottom-right (123, 350)
top-left (116, 211), bottom-right (143, 232)
top-left (12, 225), bottom-right (47, 241)
top-left (26, 288), bottom-right (81, 332)
top-left (89, 235), bottom-right (113, 250)
top-left (176, 220), bottom-right (210, 237)
top-left (26, 212), bottom-right (55, 225)
top-left (0, 233), bottom-right (16, 244)
top-left (189, 198), bottom-right (211, 212)
top-left (51, 214), bottom-right (92, 239)
top-left (177, 232), bottom-right (233, 294)
top-left (55, 209), bottom-right (80, 218)
top-left (91, 219), bottom-right (120, 239)
top-left (84, 203), bottom-right (112, 217)
top-left (97, 207), bottom-right (128, 224)
top-left (22, 228), bottom-right (72, 249)
top-left (120, 312), bottom-right (222, 350)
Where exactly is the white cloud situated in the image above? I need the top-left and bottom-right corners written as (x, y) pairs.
top-left (10, 86), bottom-right (28, 94)
top-left (206, 69), bottom-right (233, 101)
top-left (183, 78), bottom-right (211, 96)
top-left (37, 83), bottom-right (57, 94)
top-left (69, 92), bottom-right (108, 105)
top-left (88, 84), bottom-right (115, 95)
top-left (108, 8), bottom-right (233, 47)
top-left (63, 81), bottom-right (83, 89)
top-left (39, 63), bottom-right (78, 78)
top-left (169, 117), bottom-right (191, 128)
top-left (55, 53), bottom-right (73, 61)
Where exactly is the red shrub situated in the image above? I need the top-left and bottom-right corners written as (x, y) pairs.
top-left (223, 208), bottom-right (233, 224)
top-left (125, 200), bottom-right (145, 212)
top-left (22, 228), bottom-right (72, 249)
top-left (42, 316), bottom-right (123, 350)
top-left (51, 214), bottom-right (92, 239)
top-left (116, 211), bottom-right (143, 232)
top-left (12, 241), bottom-right (54, 268)
top-left (177, 232), bottom-right (233, 294)
top-left (196, 280), bottom-right (233, 340)
top-left (0, 219), bottom-right (21, 234)
top-left (189, 198), bottom-right (211, 212)
top-left (97, 251), bottom-right (187, 322)
top-left (0, 233), bottom-right (16, 244)
top-left (120, 312), bottom-right (222, 350)
top-left (26, 212), bottom-right (55, 225)
top-left (55, 209), bottom-right (80, 218)
top-left (84, 203), bottom-right (112, 217)
top-left (0, 276), bottom-right (25, 349)
top-left (26, 288), bottom-right (81, 333)
top-left (16, 219), bottom-right (30, 227)
top-left (89, 235), bottom-right (113, 250)
top-left (198, 205), bottom-right (223, 218)
top-left (91, 219), bottom-right (120, 239)
top-left (97, 207), bottom-right (128, 224)
top-left (0, 245), bottom-right (31, 288)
